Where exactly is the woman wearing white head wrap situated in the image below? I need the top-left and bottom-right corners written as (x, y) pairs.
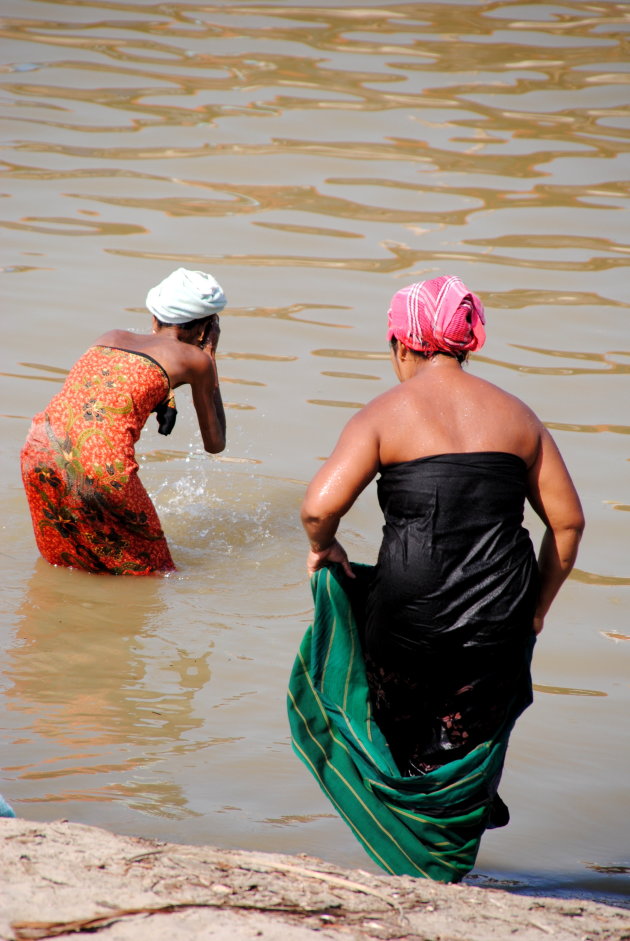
top-left (20, 268), bottom-right (227, 575)
top-left (146, 268), bottom-right (227, 324)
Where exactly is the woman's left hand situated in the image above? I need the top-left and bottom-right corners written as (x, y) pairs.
top-left (307, 539), bottom-right (355, 579)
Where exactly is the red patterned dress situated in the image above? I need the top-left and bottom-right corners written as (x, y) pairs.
top-left (21, 346), bottom-right (177, 575)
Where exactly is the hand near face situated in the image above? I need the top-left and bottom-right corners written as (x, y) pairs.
top-left (200, 316), bottom-right (221, 354)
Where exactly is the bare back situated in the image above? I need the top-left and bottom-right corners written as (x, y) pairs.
top-left (92, 327), bottom-right (225, 454)
top-left (94, 328), bottom-right (207, 389)
top-left (373, 363), bottom-right (541, 469)
top-left (302, 335), bottom-right (584, 639)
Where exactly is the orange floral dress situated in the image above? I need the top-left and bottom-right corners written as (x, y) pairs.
top-left (20, 346), bottom-right (177, 575)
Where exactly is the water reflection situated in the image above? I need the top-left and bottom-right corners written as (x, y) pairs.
top-left (533, 683), bottom-right (606, 698)
top-left (312, 348), bottom-right (388, 361)
top-left (547, 422), bottom-right (630, 436)
top-left (321, 371), bottom-right (380, 381)
top-left (571, 569), bottom-right (630, 587)
top-left (307, 398), bottom-right (365, 409)
top-left (5, 561), bottom-right (212, 818)
top-left (228, 303), bottom-right (352, 327)
top-left (476, 354), bottom-right (630, 376)
top-left (1, 0), bottom-right (629, 901)
top-left (61, 181), bottom-right (480, 226)
top-left (1, 217), bottom-right (146, 237)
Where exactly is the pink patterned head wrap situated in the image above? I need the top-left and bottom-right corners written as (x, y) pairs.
top-left (386, 275), bottom-right (486, 356)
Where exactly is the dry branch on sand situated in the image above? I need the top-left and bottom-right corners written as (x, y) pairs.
top-left (0, 818), bottom-right (628, 941)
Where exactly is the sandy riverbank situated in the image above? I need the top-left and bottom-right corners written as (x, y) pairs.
top-left (0, 818), bottom-right (628, 940)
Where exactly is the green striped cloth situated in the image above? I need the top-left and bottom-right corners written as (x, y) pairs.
top-left (287, 563), bottom-right (526, 883)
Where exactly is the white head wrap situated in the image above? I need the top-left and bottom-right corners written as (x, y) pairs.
top-left (146, 268), bottom-right (226, 324)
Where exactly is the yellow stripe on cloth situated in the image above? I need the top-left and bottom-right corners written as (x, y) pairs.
top-left (287, 563), bottom-right (528, 883)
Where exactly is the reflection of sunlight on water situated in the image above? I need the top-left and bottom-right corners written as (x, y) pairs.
top-left (154, 468), bottom-right (273, 553)
top-left (2, 0), bottom-right (629, 901)
top-left (146, 463), bottom-right (305, 581)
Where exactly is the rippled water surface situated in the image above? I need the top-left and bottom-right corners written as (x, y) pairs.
top-left (1, 0), bottom-right (629, 904)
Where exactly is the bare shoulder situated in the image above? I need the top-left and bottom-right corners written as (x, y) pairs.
top-left (341, 382), bottom-right (434, 439)
top-left (344, 385), bottom-right (403, 430)
top-left (474, 373), bottom-right (539, 411)
top-left (93, 328), bottom-right (136, 348)
top-left (167, 345), bottom-right (216, 390)
top-left (332, 385), bottom-right (416, 455)
top-left (90, 330), bottom-right (212, 387)
top-left (465, 374), bottom-right (545, 463)
top-left (362, 382), bottom-right (412, 415)
top-left (182, 344), bottom-right (215, 374)
top-left (364, 371), bottom-right (545, 466)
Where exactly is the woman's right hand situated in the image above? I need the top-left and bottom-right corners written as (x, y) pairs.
top-left (201, 315), bottom-right (221, 354)
top-left (205, 315), bottom-right (221, 354)
top-left (190, 316), bottom-right (226, 453)
top-left (306, 539), bottom-right (355, 579)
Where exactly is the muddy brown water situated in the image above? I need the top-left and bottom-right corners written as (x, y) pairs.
top-left (1, 0), bottom-right (628, 905)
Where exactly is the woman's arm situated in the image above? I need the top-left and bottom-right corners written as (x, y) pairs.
top-left (301, 409), bottom-right (380, 576)
top-left (526, 427), bottom-right (585, 634)
top-left (192, 353), bottom-right (226, 453)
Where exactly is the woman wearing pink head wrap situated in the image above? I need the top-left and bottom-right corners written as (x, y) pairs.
top-left (386, 275), bottom-right (486, 357)
top-left (291, 275), bottom-right (584, 881)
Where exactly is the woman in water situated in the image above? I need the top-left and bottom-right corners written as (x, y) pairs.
top-left (21, 268), bottom-right (226, 575)
top-left (290, 275), bottom-right (584, 880)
